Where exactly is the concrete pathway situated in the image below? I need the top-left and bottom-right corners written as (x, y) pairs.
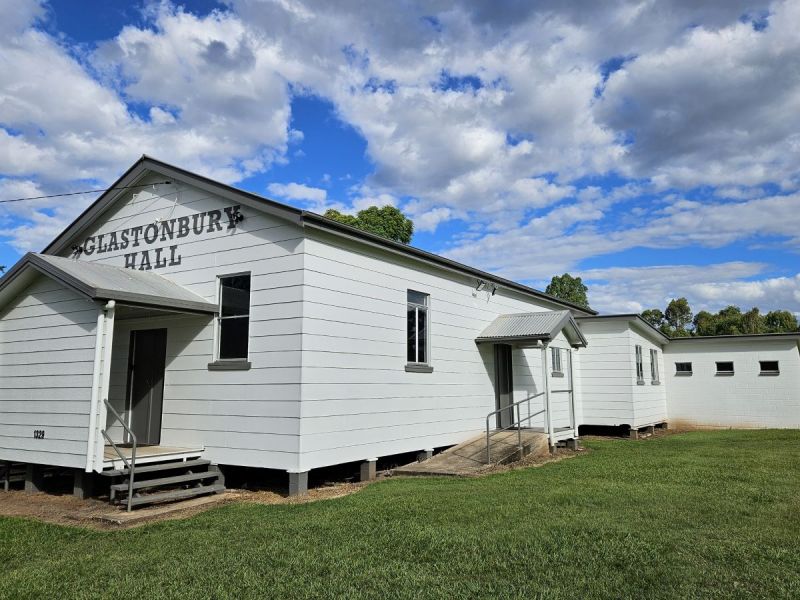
top-left (394, 430), bottom-right (550, 477)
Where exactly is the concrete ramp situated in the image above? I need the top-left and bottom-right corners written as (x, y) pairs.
top-left (393, 431), bottom-right (550, 477)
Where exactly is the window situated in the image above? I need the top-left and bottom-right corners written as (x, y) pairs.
top-left (217, 274), bottom-right (250, 360)
top-left (759, 360), bottom-right (780, 375)
top-left (650, 349), bottom-right (660, 384)
top-left (551, 347), bottom-right (563, 376)
top-left (635, 344), bottom-right (644, 384)
top-left (407, 290), bottom-right (429, 365)
top-left (716, 361), bottom-right (734, 375)
top-left (675, 362), bottom-right (693, 376)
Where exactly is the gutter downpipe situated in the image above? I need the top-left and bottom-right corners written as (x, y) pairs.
top-left (85, 300), bottom-right (115, 473)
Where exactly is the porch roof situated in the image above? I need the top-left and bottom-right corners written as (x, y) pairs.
top-left (0, 253), bottom-right (217, 314)
top-left (476, 310), bottom-right (587, 347)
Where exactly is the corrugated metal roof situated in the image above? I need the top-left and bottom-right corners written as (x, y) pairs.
top-left (477, 310), bottom-right (587, 346)
top-left (6, 253), bottom-right (216, 314)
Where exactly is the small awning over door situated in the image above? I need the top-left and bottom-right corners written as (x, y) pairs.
top-left (0, 253), bottom-right (217, 314)
top-left (476, 310), bottom-right (587, 347)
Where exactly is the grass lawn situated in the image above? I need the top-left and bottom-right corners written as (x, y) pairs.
top-left (1, 430), bottom-right (798, 599)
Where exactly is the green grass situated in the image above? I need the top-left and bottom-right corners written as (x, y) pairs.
top-left (1, 430), bottom-right (799, 599)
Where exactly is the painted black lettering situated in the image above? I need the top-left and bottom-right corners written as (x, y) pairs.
top-left (224, 205), bottom-right (242, 230)
top-left (107, 232), bottom-right (119, 253)
top-left (96, 233), bottom-right (107, 254)
top-left (83, 236), bottom-right (96, 256)
top-left (144, 223), bottom-right (158, 244)
top-left (154, 246), bottom-right (167, 269)
top-left (120, 230), bottom-right (129, 250)
top-left (192, 212), bottom-right (206, 235)
top-left (177, 216), bottom-right (190, 238)
top-left (206, 210), bottom-right (222, 232)
top-left (138, 250), bottom-right (152, 271)
top-left (124, 252), bottom-right (137, 269)
top-left (168, 245), bottom-right (182, 266)
top-left (130, 226), bottom-right (143, 247)
top-left (160, 218), bottom-right (175, 241)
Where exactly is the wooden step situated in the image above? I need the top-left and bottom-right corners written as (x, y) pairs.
top-left (102, 458), bottom-right (211, 477)
top-left (127, 484), bottom-right (225, 507)
top-left (110, 470), bottom-right (219, 493)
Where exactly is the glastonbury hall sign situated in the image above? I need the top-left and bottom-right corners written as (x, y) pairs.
top-left (74, 205), bottom-right (244, 271)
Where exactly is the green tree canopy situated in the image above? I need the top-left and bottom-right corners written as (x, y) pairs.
top-left (323, 206), bottom-right (414, 244)
top-left (764, 310), bottom-right (799, 333)
top-left (665, 297), bottom-right (693, 334)
top-left (641, 308), bottom-right (664, 328)
top-left (545, 273), bottom-right (590, 309)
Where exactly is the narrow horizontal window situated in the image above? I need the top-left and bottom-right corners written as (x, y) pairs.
top-left (675, 362), bottom-right (693, 375)
top-left (759, 360), bottom-right (780, 375)
top-left (715, 361), bottom-right (734, 375)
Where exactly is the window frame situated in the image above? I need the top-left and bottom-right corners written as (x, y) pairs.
top-left (406, 289), bottom-right (432, 371)
top-left (551, 347), bottom-right (564, 377)
top-left (715, 361), bottom-right (735, 376)
top-left (759, 360), bottom-right (780, 376)
top-left (635, 344), bottom-right (645, 385)
top-left (675, 362), bottom-right (693, 376)
top-left (214, 272), bottom-right (252, 364)
top-left (649, 348), bottom-right (660, 384)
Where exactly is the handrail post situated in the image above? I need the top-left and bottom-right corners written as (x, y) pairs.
top-left (102, 399), bottom-right (137, 512)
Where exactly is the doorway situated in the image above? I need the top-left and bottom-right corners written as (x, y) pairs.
top-left (125, 328), bottom-right (167, 446)
top-left (494, 344), bottom-right (514, 429)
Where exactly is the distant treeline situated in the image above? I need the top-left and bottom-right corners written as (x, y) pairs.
top-left (641, 298), bottom-right (799, 337)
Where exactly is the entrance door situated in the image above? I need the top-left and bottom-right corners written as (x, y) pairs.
top-left (494, 344), bottom-right (514, 429)
top-left (125, 328), bottom-right (167, 446)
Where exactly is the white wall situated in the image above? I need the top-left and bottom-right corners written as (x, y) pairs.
top-left (62, 173), bottom-right (306, 471)
top-left (576, 319), bottom-right (635, 426)
top-left (297, 230), bottom-right (578, 471)
top-left (664, 338), bottom-right (800, 429)
top-left (629, 327), bottom-right (668, 428)
top-left (0, 275), bottom-right (99, 469)
top-left (577, 319), bottom-right (667, 428)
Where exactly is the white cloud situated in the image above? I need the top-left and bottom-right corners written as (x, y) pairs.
top-left (267, 182), bottom-right (327, 203)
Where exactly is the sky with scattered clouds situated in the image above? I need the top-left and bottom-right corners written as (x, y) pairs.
top-left (1, 0), bottom-right (799, 314)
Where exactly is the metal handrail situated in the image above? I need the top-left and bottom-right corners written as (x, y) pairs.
top-left (100, 399), bottom-right (137, 512)
top-left (485, 392), bottom-right (546, 464)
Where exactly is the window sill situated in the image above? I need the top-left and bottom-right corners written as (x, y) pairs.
top-left (208, 360), bottom-right (251, 371)
top-left (759, 372), bottom-right (780, 376)
top-left (551, 371), bottom-right (564, 378)
top-left (715, 372), bottom-right (734, 376)
top-left (675, 372), bottom-right (692, 376)
top-left (405, 364), bottom-right (434, 373)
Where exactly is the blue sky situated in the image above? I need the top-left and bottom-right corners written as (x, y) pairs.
top-left (1, 0), bottom-right (799, 314)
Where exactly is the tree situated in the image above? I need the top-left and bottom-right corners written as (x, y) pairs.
top-left (764, 310), bottom-right (799, 333)
top-left (641, 308), bottom-right (664, 328)
top-left (665, 297), bottom-right (693, 334)
top-left (545, 273), bottom-right (590, 309)
top-left (693, 310), bottom-right (717, 336)
top-left (323, 206), bottom-right (414, 244)
top-left (740, 307), bottom-right (765, 334)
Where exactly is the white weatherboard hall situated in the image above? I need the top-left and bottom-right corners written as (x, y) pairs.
top-left (1, 157), bottom-right (798, 504)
